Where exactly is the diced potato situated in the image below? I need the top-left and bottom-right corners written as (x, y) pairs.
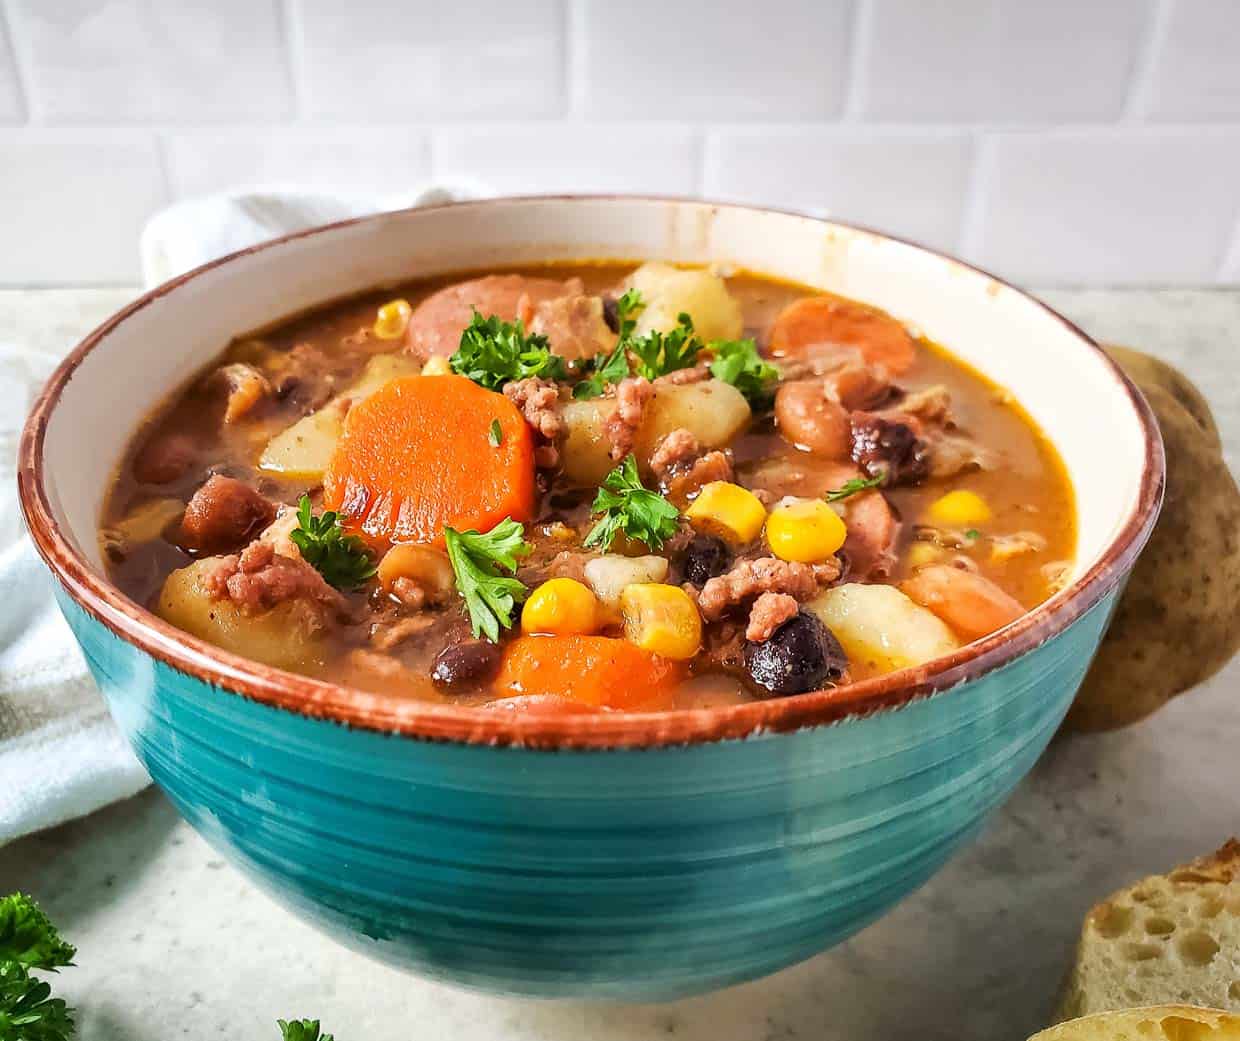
top-left (560, 380), bottom-right (751, 485)
top-left (805, 582), bottom-right (960, 675)
top-left (156, 558), bottom-right (327, 671)
top-left (583, 554), bottom-right (670, 608)
top-left (626, 263), bottom-right (744, 342)
top-left (258, 353), bottom-right (420, 479)
top-left (634, 380), bottom-right (750, 460)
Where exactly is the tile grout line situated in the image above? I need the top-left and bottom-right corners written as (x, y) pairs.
top-left (563, 0), bottom-right (587, 120)
top-left (839, 0), bottom-right (873, 123)
top-left (955, 132), bottom-right (994, 262)
top-left (279, 0), bottom-right (309, 123)
top-left (0, 0), bottom-right (35, 123)
top-left (1120, 0), bottom-right (1172, 123)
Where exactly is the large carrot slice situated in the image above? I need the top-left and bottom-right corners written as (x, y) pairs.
top-left (494, 635), bottom-right (682, 710)
top-left (768, 295), bottom-right (916, 375)
top-left (323, 374), bottom-right (535, 544)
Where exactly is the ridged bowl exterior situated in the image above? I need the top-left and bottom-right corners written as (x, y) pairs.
top-left (57, 587), bottom-right (1115, 1000)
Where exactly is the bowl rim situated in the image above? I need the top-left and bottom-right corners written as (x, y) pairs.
top-left (17, 194), bottom-right (1165, 750)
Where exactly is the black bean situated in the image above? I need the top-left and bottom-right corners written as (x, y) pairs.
top-left (850, 415), bottom-right (930, 486)
top-left (743, 611), bottom-right (848, 696)
top-left (679, 535), bottom-right (731, 588)
top-left (431, 640), bottom-right (502, 690)
top-left (601, 295), bottom-right (620, 333)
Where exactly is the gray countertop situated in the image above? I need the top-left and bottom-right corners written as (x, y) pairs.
top-left (2, 288), bottom-right (1237, 1041)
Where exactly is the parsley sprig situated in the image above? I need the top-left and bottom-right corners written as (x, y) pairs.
top-left (444, 519), bottom-right (532, 642)
top-left (449, 311), bottom-right (567, 391)
top-left (0, 894), bottom-right (76, 1041)
top-left (824, 472), bottom-right (886, 503)
top-left (289, 495), bottom-right (377, 590)
top-left (709, 338), bottom-right (781, 407)
top-left (629, 312), bottom-right (701, 381)
top-left (583, 456), bottom-right (680, 552)
top-left (573, 289), bottom-right (645, 400)
top-left (279, 1019), bottom-right (335, 1041)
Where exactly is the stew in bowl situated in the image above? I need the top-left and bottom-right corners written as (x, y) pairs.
top-left (101, 260), bottom-right (1075, 714)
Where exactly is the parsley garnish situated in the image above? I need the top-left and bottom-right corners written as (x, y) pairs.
top-left (572, 341), bottom-right (630, 400)
top-left (449, 310), bottom-right (567, 391)
top-left (629, 312), bottom-right (700, 381)
top-left (0, 894), bottom-right (76, 1041)
top-left (824, 472), bottom-right (887, 503)
top-left (572, 289), bottom-right (646, 400)
top-left (279, 1019), bottom-right (335, 1041)
top-left (289, 495), bottom-right (377, 590)
top-left (709, 337), bottom-right (781, 407)
top-left (583, 455), bottom-right (680, 552)
top-left (964, 528), bottom-right (981, 540)
top-left (488, 418), bottom-right (503, 447)
top-left (444, 519), bottom-right (531, 642)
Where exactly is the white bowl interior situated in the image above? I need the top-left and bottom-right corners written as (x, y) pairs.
top-left (40, 198), bottom-right (1145, 596)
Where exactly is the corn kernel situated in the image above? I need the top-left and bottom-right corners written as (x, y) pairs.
top-left (421, 355), bottom-right (452, 376)
top-left (905, 541), bottom-right (945, 571)
top-left (619, 583), bottom-right (702, 660)
top-left (926, 489), bottom-right (992, 528)
top-left (685, 482), bottom-right (767, 544)
top-left (373, 298), bottom-right (412, 341)
top-left (765, 498), bottom-right (847, 563)
top-left (521, 578), bottom-right (600, 636)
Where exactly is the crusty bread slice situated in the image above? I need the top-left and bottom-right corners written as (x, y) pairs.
top-left (1056, 841), bottom-right (1240, 1022)
top-left (1032, 1006), bottom-right (1240, 1041)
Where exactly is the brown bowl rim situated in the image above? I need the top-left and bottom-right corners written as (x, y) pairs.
top-left (16, 194), bottom-right (1165, 750)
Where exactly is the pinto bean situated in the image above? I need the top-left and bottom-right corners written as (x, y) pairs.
top-left (774, 380), bottom-right (851, 458)
top-left (180, 475), bottom-right (277, 554)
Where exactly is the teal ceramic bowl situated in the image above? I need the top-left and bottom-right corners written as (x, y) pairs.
top-left (18, 198), bottom-right (1163, 999)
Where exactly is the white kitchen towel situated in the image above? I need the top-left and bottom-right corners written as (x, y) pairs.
top-left (2, 183), bottom-right (481, 846)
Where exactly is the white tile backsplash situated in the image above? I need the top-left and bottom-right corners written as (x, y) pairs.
top-left (14, 0), bottom-right (292, 123)
top-left (432, 124), bottom-right (700, 195)
top-left (705, 129), bottom-right (974, 251)
top-left (579, 0), bottom-right (855, 120)
top-left (0, 11), bottom-right (23, 123)
top-left (298, 0), bottom-right (564, 120)
top-left (1144, 0), bottom-right (1240, 120)
top-left (165, 129), bottom-right (430, 199)
top-left (1, 0), bottom-right (1239, 285)
top-left (861, 0), bottom-right (1148, 121)
top-left (0, 130), bottom-right (166, 282)
top-left (971, 129), bottom-right (1240, 284)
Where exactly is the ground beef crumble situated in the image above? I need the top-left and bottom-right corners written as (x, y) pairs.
top-left (202, 541), bottom-right (346, 616)
top-left (697, 556), bottom-right (841, 622)
top-left (745, 592), bottom-right (800, 642)
top-left (504, 377), bottom-right (564, 441)
top-left (605, 376), bottom-right (654, 461)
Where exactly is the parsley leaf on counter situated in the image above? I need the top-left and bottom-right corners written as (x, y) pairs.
top-left (572, 289), bottom-right (647, 400)
top-left (709, 338), bottom-right (781, 407)
top-left (279, 1019), bottom-right (336, 1041)
top-left (583, 456), bottom-right (680, 552)
top-left (449, 311), bottom-right (567, 391)
top-left (0, 895), bottom-right (76, 1041)
top-left (628, 312), bottom-right (700, 381)
top-left (0, 895), bottom-right (75, 971)
top-left (444, 519), bottom-right (532, 643)
top-left (290, 496), bottom-right (377, 591)
top-left (824, 472), bottom-right (886, 503)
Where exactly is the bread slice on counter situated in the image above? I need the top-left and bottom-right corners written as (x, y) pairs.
top-left (1057, 841), bottom-right (1240, 1022)
top-left (1033, 1006), bottom-right (1240, 1041)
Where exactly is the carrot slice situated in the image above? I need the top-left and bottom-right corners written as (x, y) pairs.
top-left (323, 374), bottom-right (535, 545)
top-left (768, 296), bottom-right (916, 375)
top-left (494, 635), bottom-right (682, 711)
